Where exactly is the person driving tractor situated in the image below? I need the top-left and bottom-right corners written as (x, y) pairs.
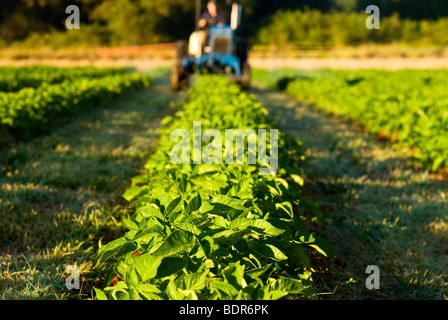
top-left (198, 0), bottom-right (226, 29)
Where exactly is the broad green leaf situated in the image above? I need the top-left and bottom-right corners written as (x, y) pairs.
top-left (138, 292), bottom-right (164, 300)
top-left (126, 264), bottom-right (140, 286)
top-left (275, 201), bottom-right (294, 217)
top-left (137, 205), bottom-right (165, 221)
top-left (166, 196), bottom-right (181, 215)
top-left (174, 222), bottom-right (201, 236)
top-left (123, 219), bottom-right (138, 231)
top-left (93, 287), bottom-right (108, 300)
top-left (114, 255), bottom-right (135, 282)
top-left (233, 238), bottom-right (251, 254)
top-left (117, 292), bottom-right (131, 300)
top-left (199, 236), bottom-right (214, 257)
top-left (153, 230), bottom-right (196, 258)
top-left (253, 243), bottom-right (288, 261)
top-left (134, 253), bottom-right (162, 282)
top-left (187, 193), bottom-right (202, 213)
top-left (263, 290), bottom-right (289, 300)
top-left (270, 277), bottom-right (307, 294)
top-left (246, 264), bottom-right (272, 278)
top-left (95, 238), bottom-right (129, 267)
top-left (155, 257), bottom-right (185, 279)
top-left (129, 288), bottom-right (140, 300)
top-left (104, 280), bottom-right (128, 292)
top-left (157, 194), bottom-right (176, 212)
top-left (122, 185), bottom-right (142, 201)
top-left (211, 229), bottom-right (237, 240)
top-left (223, 262), bottom-right (245, 289)
top-left (135, 284), bottom-right (163, 300)
top-left (132, 227), bottom-right (160, 243)
top-left (274, 177), bottom-right (289, 189)
top-left (210, 195), bottom-right (246, 211)
top-left (197, 164), bottom-right (218, 175)
top-left (161, 115), bottom-right (173, 125)
top-left (181, 272), bottom-right (207, 291)
top-left (290, 174), bottom-right (304, 186)
top-left (249, 219), bottom-right (285, 236)
top-left (432, 156), bottom-right (445, 172)
top-left (114, 241), bottom-right (138, 259)
top-left (191, 177), bottom-right (224, 192)
top-left (198, 200), bottom-right (215, 214)
top-left (212, 216), bottom-right (228, 228)
top-left (309, 237), bottom-right (333, 258)
top-left (167, 280), bottom-right (186, 300)
top-left (228, 217), bottom-right (252, 230)
top-left (287, 243), bottom-right (311, 268)
top-left (208, 279), bottom-right (239, 297)
top-left (136, 283), bottom-right (161, 294)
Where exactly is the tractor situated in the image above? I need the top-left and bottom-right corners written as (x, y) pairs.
top-left (171, 0), bottom-right (251, 91)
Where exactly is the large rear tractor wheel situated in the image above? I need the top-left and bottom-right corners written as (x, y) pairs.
top-left (240, 62), bottom-right (251, 91)
top-left (171, 40), bottom-right (189, 91)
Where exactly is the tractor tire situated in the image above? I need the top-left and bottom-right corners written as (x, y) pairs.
top-left (171, 40), bottom-right (189, 91)
top-left (236, 40), bottom-right (249, 66)
top-left (240, 62), bottom-right (251, 91)
top-left (175, 40), bottom-right (188, 59)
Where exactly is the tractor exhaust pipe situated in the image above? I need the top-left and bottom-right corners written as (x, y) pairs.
top-left (231, 2), bottom-right (242, 30)
top-left (195, 0), bottom-right (201, 30)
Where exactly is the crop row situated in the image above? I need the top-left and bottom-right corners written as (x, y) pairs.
top-left (0, 66), bottom-right (130, 92)
top-left (0, 73), bottom-right (152, 141)
top-left (92, 75), bottom-right (330, 300)
top-left (255, 69), bottom-right (448, 172)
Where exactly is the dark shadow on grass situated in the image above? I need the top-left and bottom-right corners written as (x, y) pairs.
top-left (0, 76), bottom-right (181, 253)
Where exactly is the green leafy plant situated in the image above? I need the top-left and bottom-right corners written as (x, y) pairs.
top-left (0, 70), bottom-right (152, 141)
top-left (255, 68), bottom-right (448, 172)
top-left (0, 66), bottom-right (130, 93)
top-left (92, 75), bottom-right (331, 300)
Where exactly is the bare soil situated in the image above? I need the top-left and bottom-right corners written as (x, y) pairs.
top-left (1, 56), bottom-right (448, 71)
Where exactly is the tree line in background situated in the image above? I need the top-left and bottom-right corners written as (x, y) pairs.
top-left (1, 0), bottom-right (447, 48)
top-left (257, 9), bottom-right (448, 47)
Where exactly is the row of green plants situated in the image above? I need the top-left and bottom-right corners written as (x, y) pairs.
top-left (254, 68), bottom-right (448, 172)
top-left (92, 75), bottom-right (331, 300)
top-left (0, 66), bottom-right (130, 93)
top-left (257, 9), bottom-right (448, 47)
top-left (0, 70), bottom-right (152, 142)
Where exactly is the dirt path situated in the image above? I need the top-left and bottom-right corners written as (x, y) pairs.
top-left (2, 56), bottom-right (448, 71)
top-left (249, 57), bottom-right (448, 70)
top-left (251, 83), bottom-right (448, 299)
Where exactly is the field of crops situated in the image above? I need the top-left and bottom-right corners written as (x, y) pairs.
top-left (92, 75), bottom-right (330, 300)
top-left (254, 68), bottom-right (448, 172)
top-left (1, 65), bottom-right (447, 302)
top-left (0, 66), bottom-right (132, 93)
top-left (0, 66), bottom-right (151, 143)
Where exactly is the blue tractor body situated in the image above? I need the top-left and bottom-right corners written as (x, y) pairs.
top-left (182, 26), bottom-right (243, 78)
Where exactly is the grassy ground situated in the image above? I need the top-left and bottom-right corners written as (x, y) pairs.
top-left (1, 43), bottom-right (446, 60)
top-left (0, 73), bottom-right (184, 299)
top-left (252, 83), bottom-right (448, 300)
